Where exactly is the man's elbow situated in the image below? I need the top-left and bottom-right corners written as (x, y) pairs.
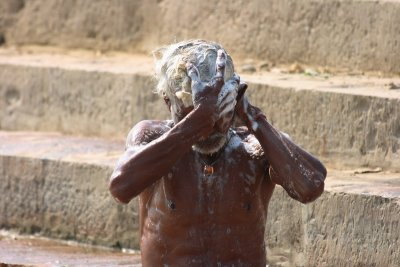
top-left (108, 173), bottom-right (136, 204)
top-left (298, 171), bottom-right (326, 204)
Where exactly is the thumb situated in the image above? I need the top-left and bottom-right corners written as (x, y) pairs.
top-left (236, 83), bottom-right (248, 101)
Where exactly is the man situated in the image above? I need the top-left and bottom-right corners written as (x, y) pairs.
top-left (109, 40), bottom-right (326, 266)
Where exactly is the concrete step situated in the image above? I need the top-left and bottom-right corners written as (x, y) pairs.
top-left (0, 0), bottom-right (400, 73)
top-left (0, 230), bottom-right (141, 267)
top-left (267, 171), bottom-right (400, 267)
top-left (0, 130), bottom-right (399, 266)
top-left (0, 131), bottom-right (141, 250)
top-left (0, 47), bottom-right (399, 170)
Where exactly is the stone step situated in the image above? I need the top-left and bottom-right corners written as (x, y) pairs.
top-left (0, 47), bottom-right (399, 170)
top-left (267, 171), bottom-right (400, 267)
top-left (0, 131), bottom-right (142, 250)
top-left (0, 230), bottom-right (141, 267)
top-left (0, 130), bottom-right (399, 266)
top-left (0, 0), bottom-right (400, 73)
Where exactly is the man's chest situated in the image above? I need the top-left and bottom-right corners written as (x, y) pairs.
top-left (145, 149), bottom-right (271, 221)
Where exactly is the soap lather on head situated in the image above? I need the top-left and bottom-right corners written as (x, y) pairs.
top-left (153, 40), bottom-right (240, 154)
top-left (154, 39), bottom-right (237, 104)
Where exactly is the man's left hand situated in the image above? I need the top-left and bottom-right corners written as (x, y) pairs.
top-left (234, 82), bottom-right (265, 131)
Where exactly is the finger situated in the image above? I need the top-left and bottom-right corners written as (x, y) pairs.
top-left (186, 63), bottom-right (201, 85)
top-left (219, 88), bottom-right (236, 104)
top-left (215, 49), bottom-right (226, 79)
top-left (220, 100), bottom-right (236, 114)
top-left (211, 50), bottom-right (226, 89)
top-left (219, 100), bottom-right (236, 116)
top-left (218, 91), bottom-right (237, 111)
top-left (217, 86), bottom-right (236, 106)
top-left (232, 73), bottom-right (240, 85)
top-left (236, 83), bottom-right (248, 101)
top-left (219, 101), bottom-right (237, 117)
top-left (218, 94), bottom-right (236, 107)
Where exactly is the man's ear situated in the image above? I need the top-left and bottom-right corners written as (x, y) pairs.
top-left (163, 95), bottom-right (171, 111)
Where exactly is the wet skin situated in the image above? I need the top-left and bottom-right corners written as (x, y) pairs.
top-left (109, 51), bottom-right (327, 266)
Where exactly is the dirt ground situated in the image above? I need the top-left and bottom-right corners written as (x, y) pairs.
top-left (0, 230), bottom-right (142, 267)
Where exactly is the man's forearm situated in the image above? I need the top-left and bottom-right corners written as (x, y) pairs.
top-left (244, 105), bottom-right (326, 203)
top-left (109, 105), bottom-right (214, 203)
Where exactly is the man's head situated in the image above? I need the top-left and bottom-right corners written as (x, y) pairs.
top-left (154, 40), bottom-right (237, 154)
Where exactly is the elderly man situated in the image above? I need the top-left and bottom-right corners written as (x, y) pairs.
top-left (109, 40), bottom-right (326, 266)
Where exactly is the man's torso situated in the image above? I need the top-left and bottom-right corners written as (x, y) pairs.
top-left (136, 122), bottom-right (275, 266)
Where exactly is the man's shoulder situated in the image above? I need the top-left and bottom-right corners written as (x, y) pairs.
top-left (125, 120), bottom-right (173, 148)
top-left (130, 120), bottom-right (173, 132)
top-left (229, 126), bottom-right (265, 159)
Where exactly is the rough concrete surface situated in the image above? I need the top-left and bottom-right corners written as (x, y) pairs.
top-left (0, 131), bottom-right (399, 266)
top-left (267, 170), bottom-right (400, 267)
top-left (1, 0), bottom-right (400, 73)
top-left (0, 52), bottom-right (170, 140)
top-left (245, 77), bottom-right (400, 172)
top-left (0, 49), bottom-right (399, 171)
top-left (0, 131), bottom-right (142, 249)
top-left (0, 156), bottom-right (141, 249)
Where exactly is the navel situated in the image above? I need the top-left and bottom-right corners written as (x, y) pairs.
top-left (243, 202), bottom-right (251, 212)
top-left (167, 200), bottom-right (176, 210)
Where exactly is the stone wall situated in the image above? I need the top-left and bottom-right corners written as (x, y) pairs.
top-left (0, 155), bottom-right (140, 249)
top-left (0, 0), bottom-right (399, 73)
top-left (1, 61), bottom-right (398, 171)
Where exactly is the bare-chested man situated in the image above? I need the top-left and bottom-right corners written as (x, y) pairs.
top-left (109, 40), bottom-right (326, 267)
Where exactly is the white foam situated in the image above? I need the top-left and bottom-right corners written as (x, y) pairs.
top-left (243, 135), bottom-right (264, 158)
top-left (226, 134), bottom-right (242, 152)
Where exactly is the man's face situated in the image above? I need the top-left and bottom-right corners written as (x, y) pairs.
top-left (162, 46), bottom-right (237, 154)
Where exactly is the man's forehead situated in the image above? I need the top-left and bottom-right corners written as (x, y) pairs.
top-left (169, 42), bottom-right (235, 79)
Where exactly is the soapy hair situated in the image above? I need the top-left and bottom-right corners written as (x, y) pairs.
top-left (153, 40), bottom-right (235, 98)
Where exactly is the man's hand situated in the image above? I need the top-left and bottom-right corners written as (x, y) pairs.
top-left (235, 82), bottom-right (266, 132)
top-left (234, 83), bottom-right (326, 203)
top-left (186, 50), bottom-right (238, 131)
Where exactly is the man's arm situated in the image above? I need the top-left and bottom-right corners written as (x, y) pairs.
top-left (236, 88), bottom-right (327, 203)
top-left (109, 108), bottom-right (215, 204)
top-left (109, 50), bottom-right (235, 204)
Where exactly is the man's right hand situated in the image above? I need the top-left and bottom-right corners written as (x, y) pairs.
top-left (186, 50), bottom-right (238, 133)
